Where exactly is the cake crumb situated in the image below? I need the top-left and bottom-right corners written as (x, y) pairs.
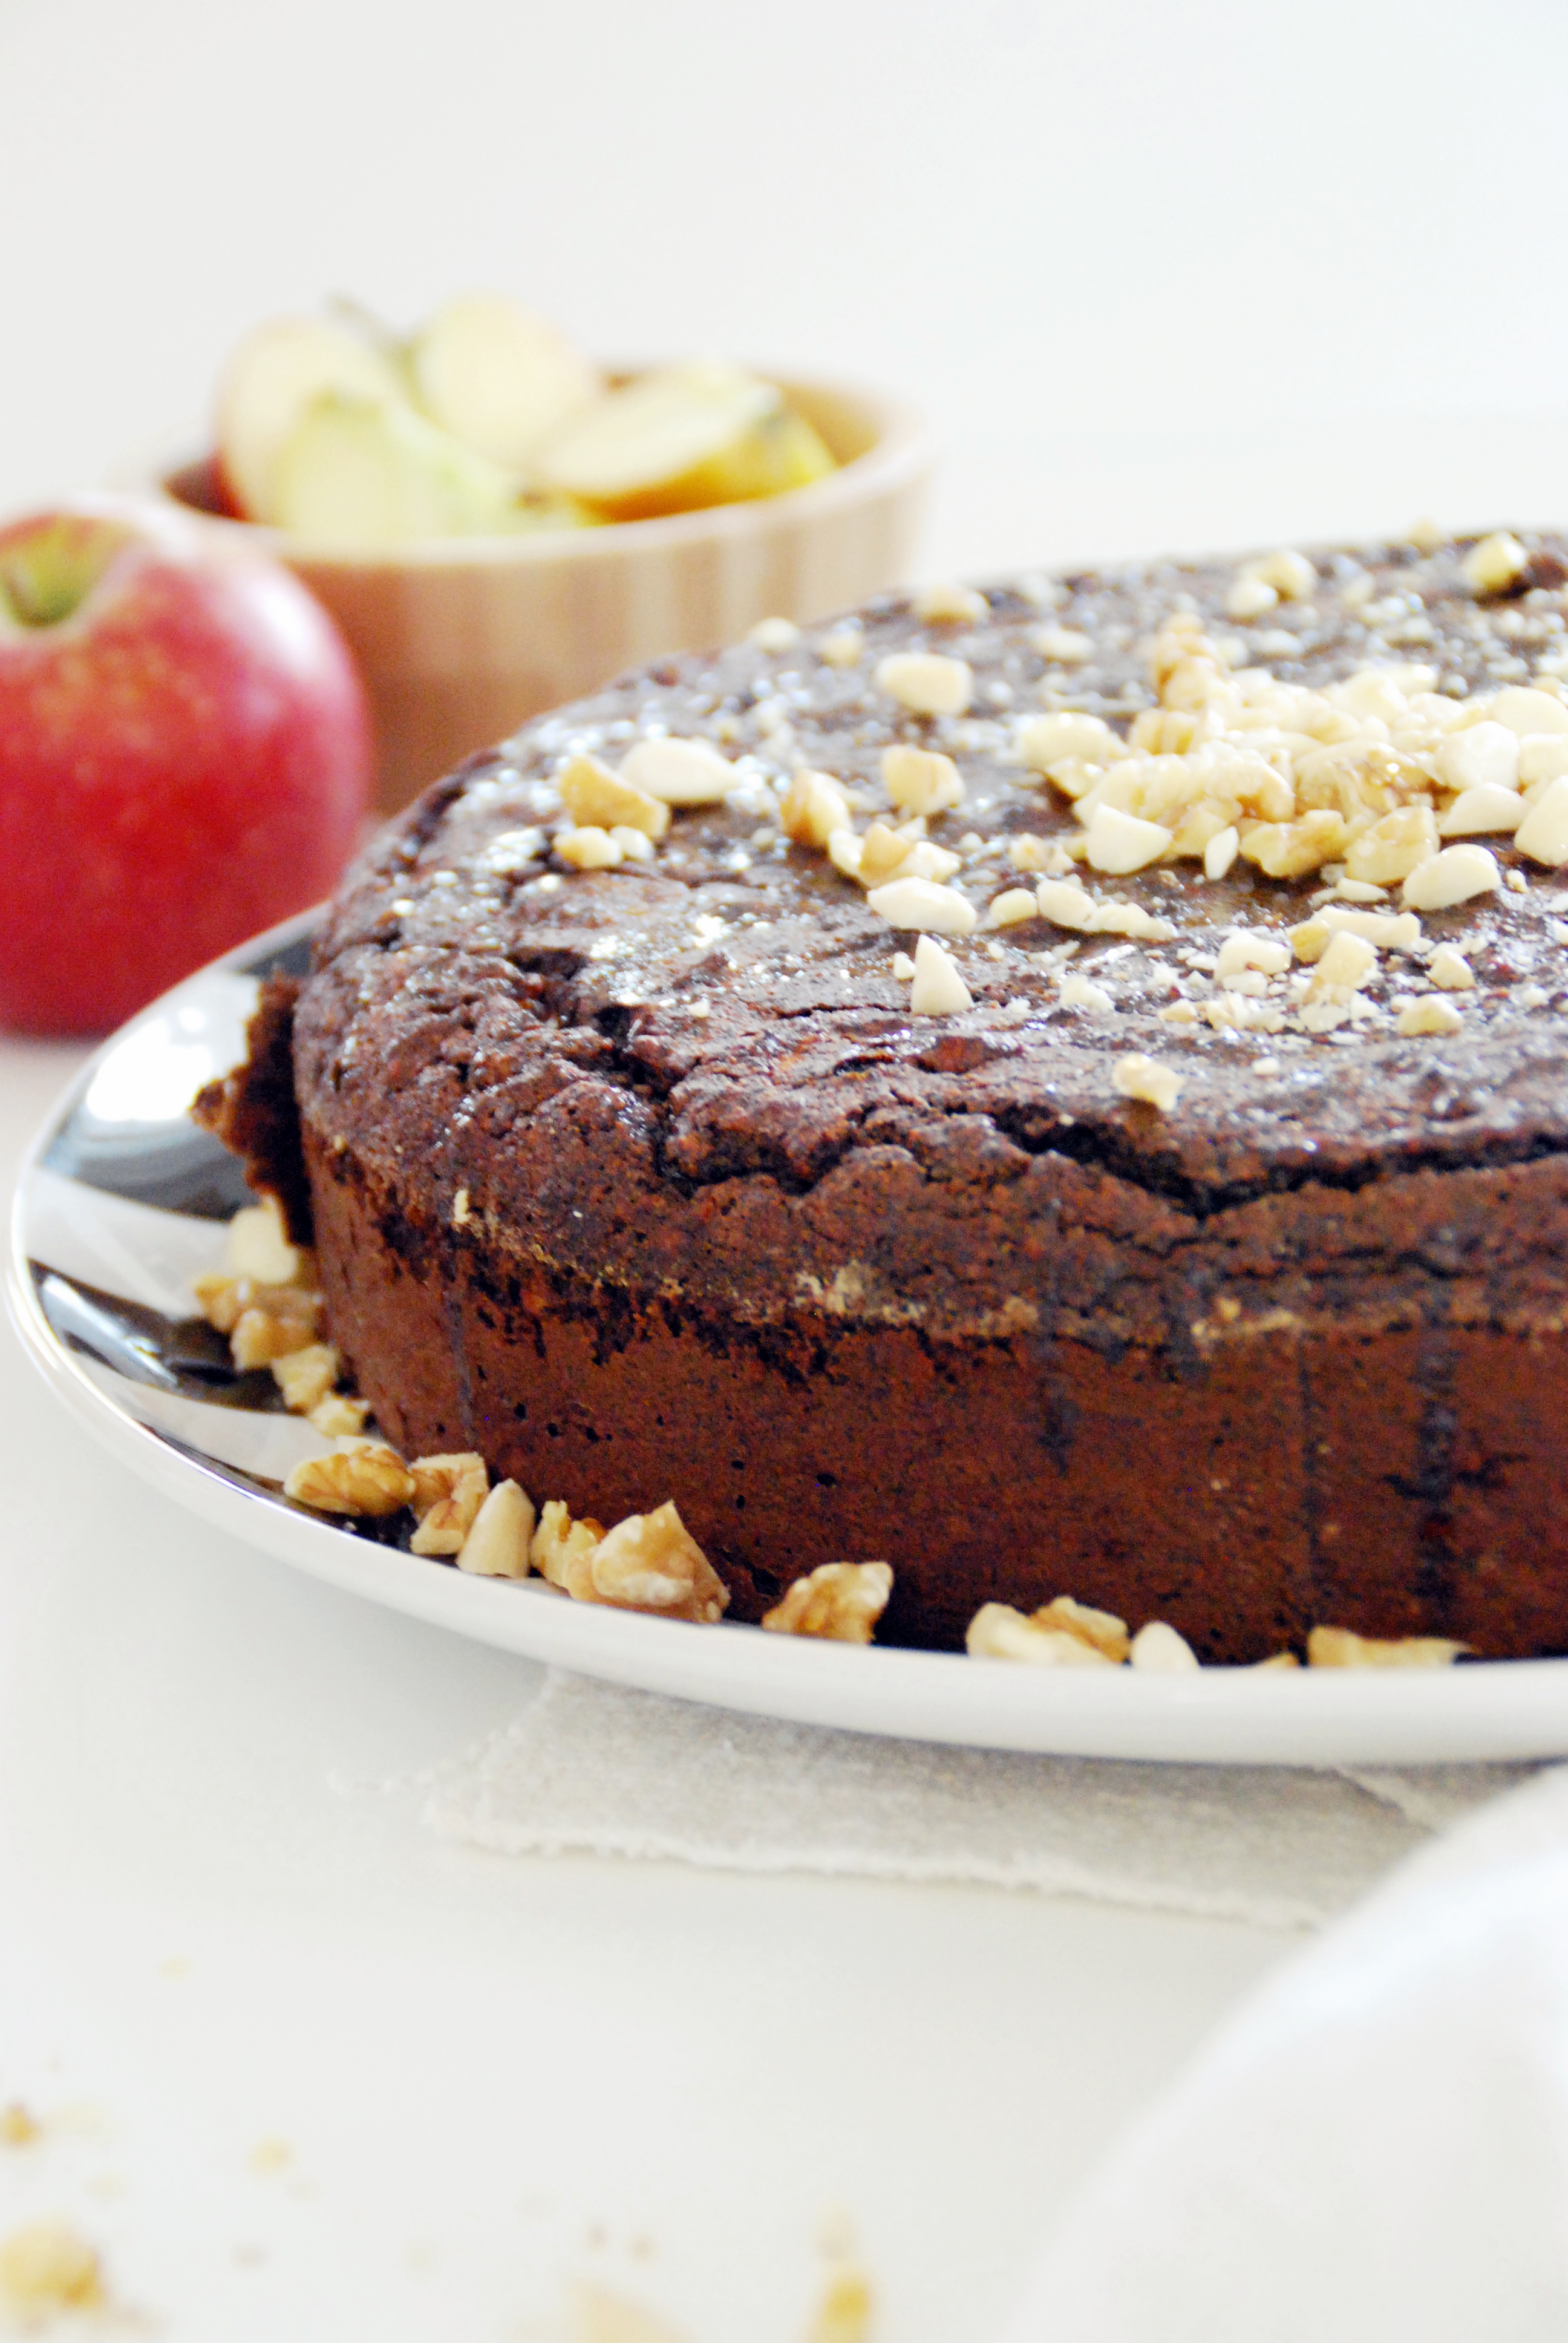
top-left (0, 2222), bottom-right (102, 2316)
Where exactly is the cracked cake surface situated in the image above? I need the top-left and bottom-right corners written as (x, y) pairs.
top-left (267, 531), bottom-right (1568, 1659)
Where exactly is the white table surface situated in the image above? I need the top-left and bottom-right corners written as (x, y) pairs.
top-left (6, 2), bottom-right (1568, 2327)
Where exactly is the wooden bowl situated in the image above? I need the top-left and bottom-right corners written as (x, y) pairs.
top-left (154, 376), bottom-right (934, 813)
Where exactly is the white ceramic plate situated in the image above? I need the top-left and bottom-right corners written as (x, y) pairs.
top-left (12, 909), bottom-right (1568, 1766)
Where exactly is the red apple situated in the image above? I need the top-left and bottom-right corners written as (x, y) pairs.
top-left (0, 494), bottom-right (373, 1035)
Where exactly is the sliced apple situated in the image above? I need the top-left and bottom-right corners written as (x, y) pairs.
top-left (408, 293), bottom-right (599, 472)
top-left (534, 362), bottom-right (836, 522)
top-left (216, 316), bottom-right (403, 522)
top-left (270, 393), bottom-right (538, 547)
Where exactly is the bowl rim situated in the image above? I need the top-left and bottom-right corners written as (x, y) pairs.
top-left (134, 369), bottom-right (937, 575)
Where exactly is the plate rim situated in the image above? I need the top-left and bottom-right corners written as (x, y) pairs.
top-left (12, 911), bottom-right (1568, 1768)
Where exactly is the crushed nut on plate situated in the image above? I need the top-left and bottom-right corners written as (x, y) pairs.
top-left (762, 1561), bottom-right (893, 1643)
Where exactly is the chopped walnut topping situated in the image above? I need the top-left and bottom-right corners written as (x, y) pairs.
top-left (1225, 573), bottom-right (1278, 621)
top-left (890, 951), bottom-right (916, 980)
top-left (284, 1439), bottom-right (415, 1517)
top-left (1515, 775), bottom-right (1568, 865)
top-left (0, 2221), bottom-right (103, 2315)
top-left (555, 825), bottom-right (624, 870)
top-left (1462, 531), bottom-right (1528, 596)
top-left (584, 1502), bottom-right (728, 1622)
top-left (748, 614), bottom-right (800, 650)
top-left (864, 876), bottom-right (978, 935)
top-left (1428, 943), bottom-right (1475, 990)
top-left (1083, 802), bottom-right (1172, 874)
top-left (1112, 1053), bottom-right (1183, 1111)
top-left (223, 1194), bottom-right (305, 1285)
top-left (909, 934), bottom-right (973, 1015)
top-left (619, 735), bottom-right (736, 804)
top-left (271, 1342), bottom-right (341, 1415)
top-left (557, 751), bottom-right (670, 840)
top-left (881, 743), bottom-right (965, 816)
top-left (1035, 1594), bottom-right (1131, 1661)
top-left (817, 626), bottom-right (865, 669)
top-left (1397, 997), bottom-right (1465, 1037)
top-left (780, 768), bottom-right (851, 847)
top-left (911, 580), bottom-right (987, 625)
top-left (762, 1560), bottom-right (893, 1642)
top-left (408, 1452), bottom-right (489, 1555)
top-left (1034, 625), bottom-right (1093, 664)
top-left (309, 1392), bottom-right (369, 1438)
top-left (1059, 971), bottom-right (1113, 1014)
top-left (1128, 1620), bottom-right (1200, 1672)
top-left (1401, 842), bottom-right (1501, 909)
top-left (229, 1287), bottom-right (323, 1369)
top-left (531, 1498), bottom-right (606, 1597)
top-left (966, 1601), bottom-right (1120, 1665)
top-left (985, 886), bottom-right (1040, 928)
top-left (1307, 1625), bottom-right (1466, 1668)
top-left (456, 1480), bottom-right (535, 1578)
top-left (874, 652), bottom-right (973, 716)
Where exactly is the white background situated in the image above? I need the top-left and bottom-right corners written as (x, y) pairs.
top-left (2, 3), bottom-right (1566, 2336)
top-left (4, 0), bottom-right (1568, 570)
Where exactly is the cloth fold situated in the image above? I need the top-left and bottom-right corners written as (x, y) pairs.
top-left (997, 1761), bottom-right (1568, 2343)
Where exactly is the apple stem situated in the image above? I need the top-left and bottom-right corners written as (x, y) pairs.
top-left (0, 516), bottom-right (131, 629)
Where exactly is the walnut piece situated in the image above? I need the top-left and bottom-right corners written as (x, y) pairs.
top-left (271, 1342), bottom-right (341, 1414)
top-left (284, 1440), bottom-right (415, 1518)
top-left (409, 1452), bottom-right (490, 1555)
top-left (1307, 1625), bottom-right (1466, 1668)
top-left (966, 1601), bottom-right (1122, 1665)
top-left (531, 1499), bottom-right (606, 1595)
top-left (309, 1392), bottom-right (370, 1437)
top-left (229, 1288), bottom-right (324, 1368)
top-left (587, 1502), bottom-right (728, 1622)
top-left (456, 1480), bottom-right (535, 1578)
top-left (557, 750), bottom-right (670, 840)
top-left (762, 1561), bottom-right (893, 1643)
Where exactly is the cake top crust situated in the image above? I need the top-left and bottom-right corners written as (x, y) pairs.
top-left (302, 531), bottom-right (1568, 1212)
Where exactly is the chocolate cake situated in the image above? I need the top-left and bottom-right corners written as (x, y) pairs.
top-left (229, 531), bottom-right (1568, 1662)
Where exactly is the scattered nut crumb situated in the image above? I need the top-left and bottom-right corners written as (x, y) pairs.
top-left (909, 933), bottom-right (973, 1015)
top-left (762, 1562), bottom-right (893, 1643)
top-left (284, 1439), bottom-right (415, 1517)
top-left (0, 2105), bottom-right (39, 2148)
top-left (1397, 997), bottom-right (1465, 1037)
top-left (585, 1503), bottom-right (728, 1622)
top-left (1112, 1053), bottom-right (1183, 1112)
top-left (569, 2281), bottom-right (689, 2343)
top-left (408, 1452), bottom-right (489, 1555)
top-left (966, 1601), bottom-right (1122, 1666)
top-left (1462, 530), bottom-right (1528, 596)
top-left (271, 1342), bottom-right (341, 1415)
top-left (248, 2138), bottom-right (293, 2177)
top-left (456, 1479), bottom-right (535, 1579)
top-left (1128, 1620), bottom-right (1200, 1673)
top-left (0, 2220), bottom-right (103, 2315)
top-left (749, 615), bottom-right (800, 652)
top-left (803, 2266), bottom-right (874, 2343)
top-left (874, 652), bottom-right (973, 716)
top-left (1307, 1625), bottom-right (1466, 1668)
top-left (817, 627), bottom-right (865, 669)
top-left (881, 743), bottom-right (965, 816)
top-left (309, 1392), bottom-right (369, 1438)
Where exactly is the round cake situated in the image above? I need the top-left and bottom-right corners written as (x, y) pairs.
top-left (238, 531), bottom-right (1568, 1662)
